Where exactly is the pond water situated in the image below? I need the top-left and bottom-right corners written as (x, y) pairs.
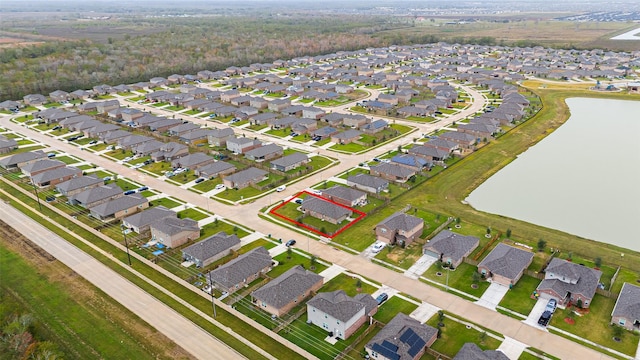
top-left (466, 98), bottom-right (640, 251)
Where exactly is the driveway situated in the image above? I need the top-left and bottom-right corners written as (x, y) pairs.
top-left (475, 282), bottom-right (509, 310)
top-left (404, 254), bottom-right (437, 279)
top-left (523, 297), bottom-right (550, 329)
top-left (497, 336), bottom-right (527, 360)
top-left (409, 302), bottom-right (441, 323)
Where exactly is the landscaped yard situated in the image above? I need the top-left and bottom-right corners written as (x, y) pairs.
top-left (192, 177), bottom-right (223, 192)
top-left (198, 220), bottom-right (250, 240)
top-left (329, 142), bottom-right (368, 153)
top-left (498, 275), bottom-right (540, 315)
top-left (265, 128), bottom-right (290, 138)
top-left (149, 197), bottom-right (183, 209)
top-left (53, 155), bottom-right (80, 165)
top-left (426, 314), bottom-right (502, 357)
top-left (319, 273), bottom-right (377, 297)
top-left (375, 241), bottom-right (426, 270)
top-left (143, 161), bottom-right (172, 175)
top-left (373, 296), bottom-right (418, 324)
top-left (423, 262), bottom-right (490, 298)
top-left (268, 251), bottom-right (328, 278)
top-left (215, 186), bottom-right (263, 203)
top-left (177, 208), bottom-right (209, 221)
top-left (105, 149), bottom-right (134, 160)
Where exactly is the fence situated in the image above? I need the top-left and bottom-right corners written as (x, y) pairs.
top-left (334, 321), bottom-right (380, 360)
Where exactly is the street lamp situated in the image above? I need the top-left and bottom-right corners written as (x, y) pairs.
top-left (121, 225), bottom-right (132, 266)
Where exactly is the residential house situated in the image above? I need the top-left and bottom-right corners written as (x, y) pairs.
top-left (0, 135), bottom-right (18, 154)
top-left (69, 184), bottom-right (123, 208)
top-left (611, 283), bottom-right (640, 331)
top-left (270, 152), bottom-right (308, 172)
top-left (151, 142), bottom-right (189, 162)
top-left (478, 243), bottom-right (534, 287)
top-left (457, 123), bottom-right (497, 140)
top-left (408, 145), bottom-right (449, 163)
top-left (343, 114), bottom-right (369, 128)
top-left (268, 99), bottom-right (291, 112)
top-left (0, 100), bottom-right (20, 111)
top-left (222, 167), bottom-right (268, 189)
top-left (375, 212), bottom-right (424, 246)
top-left (150, 217), bottom-right (200, 248)
top-left (439, 131), bottom-right (477, 151)
top-left (370, 163), bottom-right (416, 183)
top-left (452, 343), bottom-right (509, 360)
top-left (100, 130), bottom-right (131, 144)
top-left (149, 118), bottom-right (183, 132)
top-left (133, 140), bottom-right (164, 156)
top-left (95, 100), bottom-right (120, 114)
top-left (118, 135), bottom-right (154, 150)
top-left (23, 94), bottom-right (47, 106)
top-left (321, 185), bottom-right (367, 207)
top-left (302, 107), bottom-right (326, 120)
top-left (171, 153), bottom-right (215, 171)
top-left (195, 161), bottom-right (237, 179)
top-left (360, 119), bottom-right (388, 134)
top-left (89, 194), bottom-right (149, 221)
top-left (391, 154), bottom-right (432, 171)
top-left (207, 128), bottom-right (235, 147)
top-left (31, 166), bottom-right (82, 188)
top-left (122, 206), bottom-right (176, 234)
top-left (55, 175), bottom-right (104, 197)
top-left (226, 137), bottom-right (262, 154)
top-left (0, 150), bottom-right (48, 170)
top-left (182, 232), bottom-right (241, 268)
top-left (49, 90), bottom-right (69, 103)
top-left (301, 197), bottom-right (353, 225)
top-left (168, 123), bottom-right (201, 136)
top-left (20, 159), bottom-right (66, 177)
top-left (307, 290), bottom-right (377, 340)
top-left (206, 246), bottom-right (273, 294)
top-left (245, 143), bottom-right (283, 161)
top-left (346, 173), bottom-right (389, 194)
top-left (331, 130), bottom-right (362, 145)
top-left (251, 265), bottom-right (324, 317)
top-left (366, 313), bottom-right (438, 360)
top-left (423, 138), bottom-right (458, 153)
top-left (179, 129), bottom-right (216, 145)
top-left (249, 112), bottom-right (278, 126)
top-left (84, 123), bottom-right (120, 138)
top-left (311, 127), bottom-right (339, 140)
top-left (423, 230), bottom-right (479, 268)
top-left (536, 258), bottom-right (602, 308)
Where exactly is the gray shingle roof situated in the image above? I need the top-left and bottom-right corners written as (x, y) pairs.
top-left (537, 258), bottom-right (602, 300)
top-left (307, 290), bottom-right (375, 322)
top-left (150, 217), bottom-right (199, 236)
top-left (408, 145), bottom-right (449, 159)
top-left (182, 231), bottom-right (240, 263)
top-left (245, 143), bottom-right (283, 158)
top-left (452, 343), bottom-right (509, 360)
top-left (478, 243), bottom-right (534, 281)
top-left (424, 230), bottom-right (479, 264)
top-left (89, 194), bottom-right (147, 218)
top-left (366, 313), bottom-right (438, 360)
top-left (322, 185), bottom-right (366, 203)
top-left (370, 163), bottom-right (416, 178)
top-left (612, 283), bottom-right (640, 321)
top-left (251, 265), bottom-right (323, 310)
top-left (333, 129), bottom-right (362, 140)
top-left (270, 152), bottom-right (308, 168)
top-left (301, 197), bottom-right (352, 220)
top-left (379, 212), bottom-right (423, 232)
top-left (208, 246), bottom-right (272, 289)
top-left (20, 159), bottom-right (65, 173)
top-left (224, 167), bottom-right (267, 185)
top-left (0, 150), bottom-right (47, 167)
top-left (123, 206), bottom-right (176, 229)
top-left (197, 161), bottom-right (236, 177)
top-left (172, 152), bottom-right (213, 168)
top-left (346, 173), bottom-right (389, 190)
top-left (55, 175), bottom-right (104, 193)
top-left (31, 167), bottom-right (82, 184)
top-left (70, 184), bottom-right (123, 205)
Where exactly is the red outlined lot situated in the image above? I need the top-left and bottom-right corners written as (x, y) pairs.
top-left (269, 190), bottom-right (366, 238)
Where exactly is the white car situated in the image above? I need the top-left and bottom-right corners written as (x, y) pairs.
top-left (310, 189), bottom-right (322, 195)
top-left (174, 168), bottom-right (187, 174)
top-left (132, 163), bottom-right (144, 169)
top-left (215, 184), bottom-right (226, 190)
top-left (123, 156), bottom-right (133, 162)
top-left (371, 242), bottom-right (386, 253)
top-left (276, 185), bottom-right (286, 192)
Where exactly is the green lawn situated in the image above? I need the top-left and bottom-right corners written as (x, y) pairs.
top-left (129, 156), bottom-right (150, 165)
top-left (144, 161), bottom-right (173, 175)
top-left (17, 139), bottom-right (35, 145)
top-left (314, 138), bottom-right (331, 147)
top-left (192, 177), bottom-right (223, 192)
top-left (51, 155), bottom-right (79, 165)
top-left (105, 149), bottom-right (134, 160)
top-left (149, 197), bottom-right (183, 209)
top-left (215, 186), bottom-right (263, 202)
top-left (265, 128), bottom-right (290, 138)
top-left (329, 142), bottom-right (368, 153)
top-left (306, 155), bottom-right (332, 172)
top-left (199, 220), bottom-right (250, 240)
top-left (426, 314), bottom-right (502, 357)
top-left (177, 208), bottom-right (209, 221)
top-left (498, 275), bottom-right (540, 315)
top-left (423, 262), bottom-right (490, 298)
top-left (74, 137), bottom-right (96, 145)
top-left (375, 240), bottom-right (426, 270)
top-left (610, 269), bottom-right (640, 294)
top-left (549, 294), bottom-right (639, 356)
top-left (373, 296), bottom-right (418, 324)
top-left (170, 170), bottom-right (199, 184)
top-left (112, 178), bottom-right (139, 191)
top-left (320, 273), bottom-right (377, 297)
top-left (268, 251), bottom-right (328, 278)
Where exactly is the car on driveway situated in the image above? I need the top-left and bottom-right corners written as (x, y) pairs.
top-left (371, 242), bottom-right (385, 253)
top-left (545, 299), bottom-right (557, 313)
top-left (285, 239), bottom-right (296, 247)
top-left (376, 293), bottom-right (389, 305)
top-left (538, 311), bottom-right (552, 327)
top-left (195, 178), bottom-right (205, 184)
top-left (215, 184), bottom-right (226, 190)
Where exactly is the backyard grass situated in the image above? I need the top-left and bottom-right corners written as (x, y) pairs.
top-left (423, 262), bottom-right (490, 298)
top-left (498, 275), bottom-right (540, 315)
top-left (149, 197), bottom-right (183, 209)
top-left (373, 296), bottom-right (418, 324)
top-left (320, 273), bottom-right (377, 297)
top-left (177, 208), bottom-right (209, 221)
top-left (268, 251), bottom-right (328, 278)
top-left (549, 294), bottom-right (639, 356)
top-left (426, 315), bottom-right (502, 357)
top-left (610, 268), bottom-right (640, 294)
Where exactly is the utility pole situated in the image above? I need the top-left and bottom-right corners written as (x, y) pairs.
top-left (121, 226), bottom-right (132, 266)
top-left (207, 271), bottom-right (217, 318)
top-left (31, 180), bottom-right (43, 212)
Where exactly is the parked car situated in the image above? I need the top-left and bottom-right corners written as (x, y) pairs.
top-left (124, 190), bottom-right (136, 195)
top-left (132, 163), bottom-right (144, 169)
top-left (89, 140), bottom-right (98, 145)
top-left (123, 156), bottom-right (133, 162)
top-left (376, 293), bottom-right (389, 305)
top-left (276, 185), bottom-right (286, 192)
top-left (52, 126), bottom-right (61, 131)
top-left (195, 178), bottom-right (205, 184)
top-left (371, 242), bottom-right (385, 253)
top-left (47, 152), bottom-right (56, 158)
top-left (538, 311), bottom-right (552, 327)
top-left (165, 171), bottom-right (175, 178)
top-left (294, 198), bottom-right (303, 205)
top-left (137, 186), bottom-right (149, 192)
top-left (45, 195), bottom-right (56, 202)
top-left (545, 299), bottom-right (557, 314)
top-left (215, 184), bottom-right (225, 190)
top-left (285, 239), bottom-right (296, 247)
top-left (290, 132), bottom-right (299, 137)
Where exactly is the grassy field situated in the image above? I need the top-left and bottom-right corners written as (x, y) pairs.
top-left (0, 232), bottom-right (191, 360)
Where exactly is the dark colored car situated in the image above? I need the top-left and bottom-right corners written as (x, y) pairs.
top-left (138, 186), bottom-right (149, 192)
top-left (285, 239), bottom-right (296, 247)
top-left (376, 293), bottom-right (389, 305)
top-left (124, 190), bottom-right (136, 195)
top-left (538, 311), bottom-right (552, 326)
top-left (195, 178), bottom-right (205, 184)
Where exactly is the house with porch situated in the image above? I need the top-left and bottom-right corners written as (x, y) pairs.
top-left (206, 246), bottom-right (273, 294)
top-left (375, 212), bottom-right (424, 246)
top-left (181, 232), bottom-right (241, 268)
top-left (477, 243), bottom-right (534, 287)
top-left (536, 258), bottom-right (602, 308)
top-left (423, 230), bottom-right (479, 268)
top-left (307, 290), bottom-right (377, 340)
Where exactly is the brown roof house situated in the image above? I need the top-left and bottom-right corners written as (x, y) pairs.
top-left (611, 283), bottom-right (640, 331)
top-left (207, 128), bottom-right (235, 147)
top-left (365, 313), bottom-right (438, 360)
top-left (536, 258), bottom-right (602, 308)
top-left (206, 246), bottom-right (273, 294)
top-left (321, 185), bottom-right (367, 207)
top-left (477, 243), bottom-right (534, 287)
top-left (122, 206), bottom-right (176, 234)
top-left (452, 343), bottom-right (509, 360)
top-left (150, 217), bottom-right (200, 248)
top-left (251, 265), bottom-right (323, 317)
top-left (423, 230), bottom-right (479, 268)
top-left (222, 167), bottom-right (267, 189)
top-left (306, 290), bottom-right (377, 340)
top-left (375, 212), bottom-right (424, 246)
top-left (89, 194), bottom-right (149, 221)
top-left (301, 197), bottom-right (352, 225)
top-left (181, 231), bottom-right (241, 268)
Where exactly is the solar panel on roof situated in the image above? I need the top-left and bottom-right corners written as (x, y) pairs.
top-left (371, 343), bottom-right (400, 360)
top-left (407, 337), bottom-right (426, 357)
